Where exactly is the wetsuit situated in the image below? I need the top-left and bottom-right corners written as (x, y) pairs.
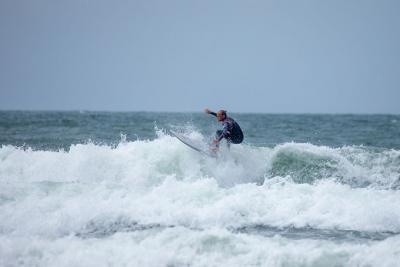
top-left (210, 112), bottom-right (244, 144)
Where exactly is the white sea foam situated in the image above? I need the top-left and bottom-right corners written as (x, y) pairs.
top-left (1, 228), bottom-right (399, 267)
top-left (1, 132), bottom-right (400, 266)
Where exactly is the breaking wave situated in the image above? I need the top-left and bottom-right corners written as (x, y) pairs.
top-left (1, 130), bottom-right (400, 266)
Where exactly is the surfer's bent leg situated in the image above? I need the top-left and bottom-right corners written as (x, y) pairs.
top-left (215, 130), bottom-right (223, 147)
top-left (216, 130), bottom-right (223, 137)
top-left (216, 130), bottom-right (232, 149)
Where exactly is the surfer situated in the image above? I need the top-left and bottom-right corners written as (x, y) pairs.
top-left (204, 108), bottom-right (243, 150)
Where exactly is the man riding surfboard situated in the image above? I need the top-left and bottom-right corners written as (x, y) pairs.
top-left (204, 108), bottom-right (244, 151)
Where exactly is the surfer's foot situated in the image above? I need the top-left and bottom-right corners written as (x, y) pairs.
top-left (209, 146), bottom-right (219, 153)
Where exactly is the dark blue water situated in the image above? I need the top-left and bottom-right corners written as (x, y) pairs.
top-left (1, 111), bottom-right (399, 150)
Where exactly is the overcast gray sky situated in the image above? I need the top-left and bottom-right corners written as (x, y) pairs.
top-left (0, 0), bottom-right (399, 113)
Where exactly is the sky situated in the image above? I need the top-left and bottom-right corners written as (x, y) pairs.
top-left (0, 0), bottom-right (399, 113)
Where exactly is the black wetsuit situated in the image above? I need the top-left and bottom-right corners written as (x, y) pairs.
top-left (210, 112), bottom-right (243, 144)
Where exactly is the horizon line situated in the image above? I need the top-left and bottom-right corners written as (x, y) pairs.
top-left (0, 109), bottom-right (399, 116)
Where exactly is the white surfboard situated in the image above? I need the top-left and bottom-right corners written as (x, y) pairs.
top-left (170, 130), bottom-right (217, 158)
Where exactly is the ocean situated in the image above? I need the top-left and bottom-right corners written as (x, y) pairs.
top-left (1, 111), bottom-right (400, 266)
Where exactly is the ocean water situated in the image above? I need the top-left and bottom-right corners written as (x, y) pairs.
top-left (1, 111), bottom-right (400, 267)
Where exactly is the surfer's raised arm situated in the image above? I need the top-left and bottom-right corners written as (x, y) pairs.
top-left (204, 108), bottom-right (217, 116)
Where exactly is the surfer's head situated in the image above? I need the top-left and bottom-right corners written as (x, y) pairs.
top-left (216, 110), bottom-right (227, 121)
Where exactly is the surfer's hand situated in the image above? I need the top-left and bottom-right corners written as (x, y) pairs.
top-left (204, 108), bottom-right (212, 114)
top-left (212, 139), bottom-right (219, 144)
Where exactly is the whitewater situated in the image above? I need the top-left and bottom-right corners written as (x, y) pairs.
top-left (1, 112), bottom-right (400, 266)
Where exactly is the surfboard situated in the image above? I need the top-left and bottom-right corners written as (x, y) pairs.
top-left (170, 130), bottom-right (217, 158)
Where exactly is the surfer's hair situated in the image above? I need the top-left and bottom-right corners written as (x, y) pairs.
top-left (219, 110), bottom-right (227, 116)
